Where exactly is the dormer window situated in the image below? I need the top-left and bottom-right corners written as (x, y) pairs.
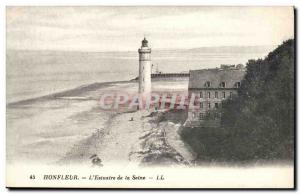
top-left (205, 81), bottom-right (211, 88)
top-left (220, 82), bottom-right (226, 88)
top-left (235, 82), bottom-right (241, 88)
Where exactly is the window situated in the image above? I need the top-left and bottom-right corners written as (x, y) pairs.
top-left (220, 82), bottom-right (226, 88)
top-left (200, 92), bottom-right (203, 98)
top-left (222, 91), bottom-right (226, 98)
top-left (192, 112), bottom-right (196, 118)
top-left (205, 81), bottom-right (211, 88)
top-left (215, 103), bottom-right (219, 109)
top-left (193, 99), bottom-right (197, 106)
top-left (207, 92), bottom-right (211, 98)
top-left (200, 102), bottom-right (203, 109)
top-left (199, 113), bottom-right (205, 120)
top-left (191, 94), bottom-right (198, 106)
top-left (215, 91), bottom-right (218, 98)
top-left (236, 82), bottom-right (241, 88)
top-left (208, 102), bottom-right (211, 109)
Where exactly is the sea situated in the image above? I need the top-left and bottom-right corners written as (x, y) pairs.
top-left (6, 46), bottom-right (275, 104)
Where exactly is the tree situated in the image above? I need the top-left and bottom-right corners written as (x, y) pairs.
top-left (181, 39), bottom-right (294, 162)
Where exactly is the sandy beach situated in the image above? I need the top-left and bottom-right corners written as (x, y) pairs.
top-left (6, 79), bottom-right (191, 167)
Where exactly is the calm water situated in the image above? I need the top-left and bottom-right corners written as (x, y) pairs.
top-left (6, 47), bottom-right (274, 103)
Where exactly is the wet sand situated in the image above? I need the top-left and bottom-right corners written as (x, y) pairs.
top-left (6, 79), bottom-right (190, 167)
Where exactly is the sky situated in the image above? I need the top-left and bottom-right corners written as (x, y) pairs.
top-left (6, 6), bottom-right (294, 52)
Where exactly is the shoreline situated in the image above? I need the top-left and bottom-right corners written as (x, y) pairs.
top-left (7, 80), bottom-right (133, 107)
top-left (7, 77), bottom-right (190, 108)
top-left (56, 108), bottom-right (194, 167)
top-left (6, 79), bottom-right (189, 166)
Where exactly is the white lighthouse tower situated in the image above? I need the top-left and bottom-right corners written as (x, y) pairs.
top-left (138, 38), bottom-right (151, 94)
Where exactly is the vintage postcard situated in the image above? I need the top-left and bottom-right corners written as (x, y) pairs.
top-left (6, 6), bottom-right (295, 188)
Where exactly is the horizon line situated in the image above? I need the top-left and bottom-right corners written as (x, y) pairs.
top-left (6, 44), bottom-right (278, 53)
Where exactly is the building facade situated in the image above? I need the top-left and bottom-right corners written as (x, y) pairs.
top-left (138, 38), bottom-right (152, 94)
top-left (185, 65), bottom-right (246, 127)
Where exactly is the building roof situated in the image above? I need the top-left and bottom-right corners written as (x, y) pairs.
top-left (189, 68), bottom-right (246, 89)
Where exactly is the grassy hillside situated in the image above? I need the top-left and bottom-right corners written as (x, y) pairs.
top-left (181, 39), bottom-right (295, 163)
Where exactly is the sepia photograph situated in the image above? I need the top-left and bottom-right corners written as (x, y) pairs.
top-left (5, 6), bottom-right (295, 189)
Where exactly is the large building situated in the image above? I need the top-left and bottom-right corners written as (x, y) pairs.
top-left (138, 38), bottom-right (152, 95)
top-left (185, 65), bottom-right (246, 127)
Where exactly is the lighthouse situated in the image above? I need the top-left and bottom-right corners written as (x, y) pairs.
top-left (138, 38), bottom-right (151, 94)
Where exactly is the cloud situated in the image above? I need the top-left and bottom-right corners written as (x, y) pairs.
top-left (6, 6), bottom-right (294, 51)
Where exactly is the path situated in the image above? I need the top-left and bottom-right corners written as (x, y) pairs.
top-left (95, 110), bottom-right (151, 167)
